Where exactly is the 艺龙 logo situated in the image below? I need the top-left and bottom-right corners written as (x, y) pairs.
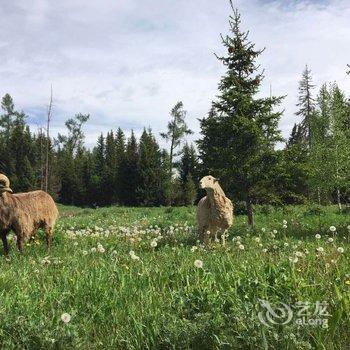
top-left (258, 299), bottom-right (293, 326)
top-left (257, 299), bottom-right (330, 328)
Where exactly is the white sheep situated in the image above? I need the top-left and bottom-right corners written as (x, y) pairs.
top-left (197, 175), bottom-right (233, 244)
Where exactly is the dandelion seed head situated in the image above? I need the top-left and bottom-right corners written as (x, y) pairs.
top-left (194, 259), bottom-right (203, 269)
top-left (61, 313), bottom-right (71, 324)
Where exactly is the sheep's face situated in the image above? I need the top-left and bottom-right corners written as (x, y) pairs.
top-left (0, 174), bottom-right (12, 193)
top-left (199, 175), bottom-right (219, 190)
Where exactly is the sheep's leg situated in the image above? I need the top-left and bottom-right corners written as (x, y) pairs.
top-left (199, 225), bottom-right (210, 245)
top-left (198, 226), bottom-right (205, 242)
top-left (1, 232), bottom-right (9, 256)
top-left (203, 227), bottom-right (211, 246)
top-left (16, 233), bottom-right (24, 255)
top-left (45, 226), bottom-right (53, 250)
top-left (222, 230), bottom-right (228, 246)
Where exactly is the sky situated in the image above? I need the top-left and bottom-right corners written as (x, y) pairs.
top-left (0, 0), bottom-right (349, 149)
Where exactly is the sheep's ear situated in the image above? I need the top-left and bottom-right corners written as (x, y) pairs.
top-left (214, 177), bottom-right (220, 182)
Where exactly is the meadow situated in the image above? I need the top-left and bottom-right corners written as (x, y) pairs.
top-left (0, 204), bottom-right (349, 349)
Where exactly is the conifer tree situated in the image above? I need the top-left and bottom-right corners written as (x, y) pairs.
top-left (92, 134), bottom-right (107, 205)
top-left (197, 5), bottom-right (284, 225)
top-left (115, 128), bottom-right (126, 204)
top-left (120, 131), bottom-right (139, 205)
top-left (0, 94), bottom-right (16, 141)
top-left (105, 131), bottom-right (117, 204)
top-left (56, 113), bottom-right (89, 204)
top-left (178, 143), bottom-right (199, 204)
top-left (137, 129), bottom-right (164, 205)
top-left (296, 65), bottom-right (315, 147)
top-left (183, 173), bottom-right (197, 206)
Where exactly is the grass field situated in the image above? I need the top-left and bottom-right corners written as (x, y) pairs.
top-left (0, 204), bottom-right (349, 349)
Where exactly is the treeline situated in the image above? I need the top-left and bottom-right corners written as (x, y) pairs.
top-left (0, 97), bottom-right (198, 206)
top-left (0, 6), bottom-right (349, 217)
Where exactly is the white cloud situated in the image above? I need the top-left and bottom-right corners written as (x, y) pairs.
top-left (0, 0), bottom-right (349, 149)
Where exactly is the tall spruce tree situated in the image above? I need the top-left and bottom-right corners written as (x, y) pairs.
top-left (56, 113), bottom-right (89, 204)
top-left (296, 65), bottom-right (315, 147)
top-left (105, 131), bottom-right (117, 204)
top-left (178, 143), bottom-right (199, 204)
top-left (120, 131), bottom-right (139, 205)
top-left (183, 173), bottom-right (197, 206)
top-left (197, 5), bottom-right (284, 225)
top-left (276, 127), bottom-right (309, 204)
top-left (115, 128), bottom-right (126, 204)
top-left (92, 134), bottom-right (107, 205)
top-left (137, 128), bottom-right (164, 205)
top-left (0, 94), bottom-right (16, 141)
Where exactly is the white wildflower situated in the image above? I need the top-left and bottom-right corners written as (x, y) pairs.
top-left (329, 226), bottom-right (336, 232)
top-left (289, 256), bottom-right (298, 263)
top-left (97, 244), bottom-right (105, 253)
top-left (315, 234), bottom-right (321, 239)
top-left (61, 313), bottom-right (71, 324)
top-left (337, 247), bottom-right (344, 253)
top-left (129, 250), bottom-right (140, 260)
top-left (194, 259), bottom-right (203, 269)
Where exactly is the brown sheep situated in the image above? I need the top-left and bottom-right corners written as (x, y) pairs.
top-left (0, 174), bottom-right (59, 256)
top-left (197, 175), bottom-right (234, 244)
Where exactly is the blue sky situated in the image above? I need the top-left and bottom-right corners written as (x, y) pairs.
top-left (0, 0), bottom-right (349, 148)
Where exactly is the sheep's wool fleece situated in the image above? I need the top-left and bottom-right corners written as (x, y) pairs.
top-left (0, 191), bottom-right (58, 239)
top-left (197, 183), bottom-right (233, 230)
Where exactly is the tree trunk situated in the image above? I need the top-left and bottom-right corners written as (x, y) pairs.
top-left (168, 137), bottom-right (174, 207)
top-left (337, 188), bottom-right (342, 211)
top-left (246, 198), bottom-right (254, 226)
top-left (45, 85), bottom-right (53, 193)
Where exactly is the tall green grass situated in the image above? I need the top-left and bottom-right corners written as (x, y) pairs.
top-left (0, 205), bottom-right (349, 349)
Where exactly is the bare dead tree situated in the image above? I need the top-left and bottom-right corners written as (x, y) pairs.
top-left (39, 126), bottom-right (45, 190)
top-left (45, 85), bottom-right (53, 192)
